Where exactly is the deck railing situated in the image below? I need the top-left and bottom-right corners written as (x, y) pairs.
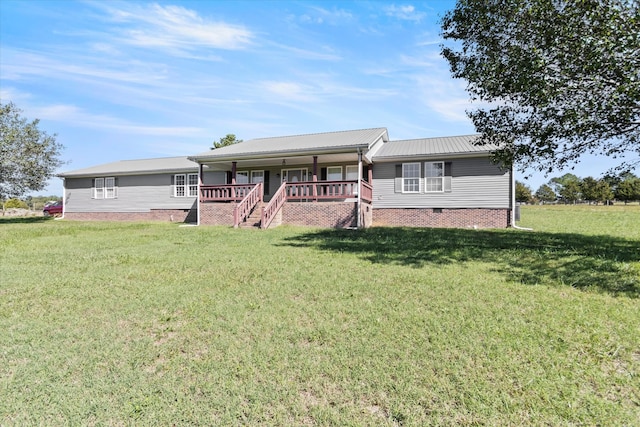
top-left (285, 180), bottom-right (360, 201)
top-left (200, 184), bottom-right (257, 202)
top-left (233, 182), bottom-right (263, 228)
top-left (261, 182), bottom-right (287, 229)
top-left (360, 181), bottom-right (373, 203)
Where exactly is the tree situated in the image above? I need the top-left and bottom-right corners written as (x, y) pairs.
top-left (581, 177), bottom-right (600, 204)
top-left (0, 102), bottom-right (64, 199)
top-left (212, 134), bottom-right (242, 149)
top-left (515, 180), bottom-right (533, 203)
top-left (594, 179), bottom-right (614, 204)
top-left (535, 184), bottom-right (556, 204)
top-left (559, 180), bottom-right (582, 204)
top-left (441, 0), bottom-right (640, 173)
top-left (549, 173), bottom-right (581, 196)
top-left (615, 174), bottom-right (640, 204)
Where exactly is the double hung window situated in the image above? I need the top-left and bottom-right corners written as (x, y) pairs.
top-left (425, 162), bottom-right (444, 192)
top-left (402, 163), bottom-right (420, 193)
top-left (175, 173), bottom-right (198, 197)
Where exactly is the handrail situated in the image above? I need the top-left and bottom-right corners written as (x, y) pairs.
top-left (200, 184), bottom-right (257, 202)
top-left (261, 182), bottom-right (287, 229)
top-left (286, 180), bottom-right (359, 200)
top-left (360, 181), bottom-right (373, 203)
top-left (233, 182), bottom-right (263, 228)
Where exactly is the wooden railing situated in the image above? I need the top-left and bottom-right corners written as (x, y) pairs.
top-left (286, 180), bottom-right (360, 201)
top-left (360, 181), bottom-right (373, 203)
top-left (200, 184), bottom-right (257, 202)
top-left (233, 183), bottom-right (263, 228)
top-left (261, 182), bottom-right (287, 229)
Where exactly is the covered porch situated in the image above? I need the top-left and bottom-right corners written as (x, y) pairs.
top-left (197, 153), bottom-right (373, 228)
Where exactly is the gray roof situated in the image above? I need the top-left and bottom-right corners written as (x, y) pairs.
top-left (190, 128), bottom-right (389, 162)
top-left (59, 156), bottom-right (199, 177)
top-left (373, 134), bottom-right (498, 160)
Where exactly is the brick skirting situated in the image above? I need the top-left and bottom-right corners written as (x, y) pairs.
top-left (64, 209), bottom-right (196, 223)
top-left (373, 208), bottom-right (510, 229)
top-left (282, 201), bottom-right (359, 228)
top-left (199, 202), bottom-right (236, 226)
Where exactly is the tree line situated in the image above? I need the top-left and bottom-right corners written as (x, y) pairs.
top-left (516, 173), bottom-right (640, 205)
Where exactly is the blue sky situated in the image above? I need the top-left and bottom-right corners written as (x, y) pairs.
top-left (1, 0), bottom-right (634, 196)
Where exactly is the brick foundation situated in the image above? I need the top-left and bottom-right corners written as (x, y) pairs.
top-left (199, 202), bottom-right (236, 226)
top-left (64, 209), bottom-right (196, 223)
top-left (282, 202), bottom-right (359, 228)
top-left (373, 208), bottom-right (510, 229)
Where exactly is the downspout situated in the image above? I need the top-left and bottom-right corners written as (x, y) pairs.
top-left (357, 148), bottom-right (362, 228)
top-left (59, 177), bottom-right (66, 219)
top-left (510, 163), bottom-right (533, 231)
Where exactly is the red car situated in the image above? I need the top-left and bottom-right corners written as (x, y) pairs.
top-left (43, 201), bottom-right (63, 217)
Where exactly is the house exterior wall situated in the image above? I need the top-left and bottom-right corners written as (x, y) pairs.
top-left (371, 157), bottom-right (510, 209)
top-left (64, 172), bottom-right (226, 214)
top-left (63, 209), bottom-right (196, 223)
top-left (199, 202), bottom-right (235, 226)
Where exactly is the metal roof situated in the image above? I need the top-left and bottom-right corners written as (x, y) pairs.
top-left (190, 128), bottom-right (389, 162)
top-left (58, 156), bottom-right (199, 177)
top-left (373, 134), bottom-right (499, 159)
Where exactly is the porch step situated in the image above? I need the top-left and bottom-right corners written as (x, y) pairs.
top-left (239, 202), bottom-right (263, 228)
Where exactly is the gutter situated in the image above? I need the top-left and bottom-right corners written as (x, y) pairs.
top-left (188, 144), bottom-right (372, 163)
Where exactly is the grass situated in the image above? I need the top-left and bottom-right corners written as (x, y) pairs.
top-left (1, 205), bottom-right (639, 425)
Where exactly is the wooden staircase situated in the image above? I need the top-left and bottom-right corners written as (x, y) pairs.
top-left (238, 202), bottom-right (263, 228)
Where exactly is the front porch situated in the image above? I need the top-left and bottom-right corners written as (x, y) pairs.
top-left (198, 180), bottom-right (373, 228)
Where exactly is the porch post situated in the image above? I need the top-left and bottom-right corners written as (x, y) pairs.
top-left (312, 155), bottom-right (318, 200)
top-left (368, 165), bottom-right (373, 183)
top-left (197, 163), bottom-right (203, 226)
top-left (357, 149), bottom-right (362, 228)
top-left (231, 161), bottom-right (237, 199)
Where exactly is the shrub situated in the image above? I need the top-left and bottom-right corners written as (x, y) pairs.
top-left (4, 198), bottom-right (29, 209)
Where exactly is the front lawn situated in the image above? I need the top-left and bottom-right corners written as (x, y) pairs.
top-left (1, 206), bottom-right (638, 425)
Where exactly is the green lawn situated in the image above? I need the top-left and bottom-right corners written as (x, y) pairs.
top-left (1, 206), bottom-right (639, 425)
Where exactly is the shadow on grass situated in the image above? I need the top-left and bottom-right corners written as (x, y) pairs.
top-left (0, 216), bottom-right (51, 224)
top-left (281, 227), bottom-right (640, 298)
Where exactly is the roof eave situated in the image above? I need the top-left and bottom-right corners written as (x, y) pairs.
top-left (189, 144), bottom-right (372, 163)
top-left (372, 151), bottom-right (493, 162)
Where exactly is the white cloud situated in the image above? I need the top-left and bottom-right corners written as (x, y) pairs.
top-left (97, 3), bottom-right (254, 52)
top-left (384, 4), bottom-right (426, 22)
top-left (30, 103), bottom-right (206, 137)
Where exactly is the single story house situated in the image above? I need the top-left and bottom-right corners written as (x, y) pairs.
top-left (58, 128), bottom-right (514, 228)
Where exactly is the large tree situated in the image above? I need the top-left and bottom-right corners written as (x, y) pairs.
top-left (0, 102), bottom-right (64, 199)
top-left (515, 180), bottom-right (533, 203)
top-left (441, 0), bottom-right (640, 173)
top-left (535, 184), bottom-right (556, 203)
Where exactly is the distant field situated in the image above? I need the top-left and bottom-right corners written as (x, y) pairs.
top-left (1, 206), bottom-right (638, 425)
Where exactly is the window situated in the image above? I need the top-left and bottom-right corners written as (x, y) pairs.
top-left (94, 178), bottom-right (104, 199)
top-left (188, 173), bottom-right (198, 197)
top-left (105, 177), bottom-right (116, 198)
top-left (425, 162), bottom-right (444, 192)
top-left (175, 173), bottom-right (198, 197)
top-left (345, 165), bottom-right (359, 180)
top-left (94, 177), bottom-right (116, 199)
top-left (236, 171), bottom-right (249, 184)
top-left (403, 163), bottom-right (420, 193)
top-left (251, 170), bottom-right (264, 183)
top-left (326, 166), bottom-right (342, 181)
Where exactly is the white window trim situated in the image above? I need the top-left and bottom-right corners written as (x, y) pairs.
top-left (281, 168), bottom-right (308, 182)
top-left (402, 163), bottom-right (421, 193)
top-left (326, 166), bottom-right (342, 181)
top-left (174, 173), bottom-right (198, 197)
top-left (94, 178), bottom-right (104, 199)
top-left (105, 177), bottom-right (116, 199)
top-left (424, 161), bottom-right (444, 193)
top-left (188, 173), bottom-right (198, 197)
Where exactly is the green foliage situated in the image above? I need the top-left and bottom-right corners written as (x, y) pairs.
top-left (535, 184), bottom-right (556, 203)
top-left (441, 0), bottom-right (640, 173)
top-left (212, 133), bottom-right (242, 149)
top-left (515, 180), bottom-right (532, 203)
top-left (559, 180), bottom-right (582, 204)
top-left (615, 175), bottom-right (640, 203)
top-left (3, 198), bottom-right (28, 209)
top-left (0, 102), bottom-right (64, 199)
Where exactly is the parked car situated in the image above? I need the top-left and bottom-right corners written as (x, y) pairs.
top-left (43, 201), bottom-right (63, 217)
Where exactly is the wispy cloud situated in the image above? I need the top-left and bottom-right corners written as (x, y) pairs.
top-left (384, 4), bottom-right (426, 22)
top-left (31, 103), bottom-right (206, 137)
top-left (96, 2), bottom-right (254, 52)
top-left (297, 6), bottom-right (354, 25)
